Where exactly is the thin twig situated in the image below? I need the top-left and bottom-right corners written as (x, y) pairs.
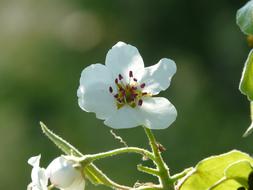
top-left (110, 130), bottom-right (128, 147)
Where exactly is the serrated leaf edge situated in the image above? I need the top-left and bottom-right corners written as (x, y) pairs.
top-left (40, 121), bottom-right (83, 157)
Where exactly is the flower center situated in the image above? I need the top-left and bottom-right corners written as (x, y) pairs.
top-left (109, 71), bottom-right (150, 109)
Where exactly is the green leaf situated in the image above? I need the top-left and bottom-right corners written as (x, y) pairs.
top-left (225, 161), bottom-right (252, 187)
top-left (177, 150), bottom-right (253, 190)
top-left (40, 122), bottom-right (82, 157)
top-left (210, 160), bottom-right (253, 189)
top-left (236, 0), bottom-right (253, 35)
top-left (239, 50), bottom-right (253, 101)
top-left (209, 179), bottom-right (242, 190)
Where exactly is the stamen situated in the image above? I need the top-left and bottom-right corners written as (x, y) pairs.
top-left (129, 71), bottom-right (133, 77)
top-left (138, 99), bottom-right (143, 106)
top-left (131, 94), bottom-right (138, 100)
top-left (111, 72), bottom-right (150, 109)
top-left (121, 90), bottom-right (126, 96)
top-left (118, 74), bottom-right (123, 80)
top-left (109, 86), bottom-right (113, 93)
top-left (140, 83), bottom-right (145, 88)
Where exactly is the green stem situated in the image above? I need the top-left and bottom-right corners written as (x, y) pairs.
top-left (137, 164), bottom-right (160, 176)
top-left (170, 167), bottom-right (193, 182)
top-left (82, 147), bottom-right (155, 164)
top-left (250, 101), bottom-right (253, 121)
top-left (243, 101), bottom-right (253, 137)
top-left (143, 127), bottom-right (173, 190)
top-left (40, 122), bottom-right (131, 189)
top-left (62, 145), bottom-right (132, 189)
top-left (79, 147), bottom-right (155, 189)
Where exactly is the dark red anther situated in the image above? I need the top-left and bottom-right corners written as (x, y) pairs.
top-left (140, 83), bottom-right (145, 88)
top-left (130, 95), bottom-right (135, 101)
top-left (142, 92), bottom-right (147, 96)
top-left (133, 78), bottom-right (137, 82)
top-left (138, 99), bottom-right (143, 106)
top-left (119, 87), bottom-right (125, 92)
top-left (115, 78), bottom-right (118, 84)
top-left (132, 93), bottom-right (138, 98)
top-left (121, 90), bottom-right (126, 96)
top-left (129, 71), bottom-right (133, 77)
top-left (118, 74), bottom-right (123, 80)
top-left (131, 86), bottom-right (137, 90)
top-left (114, 94), bottom-right (119, 98)
top-left (109, 86), bottom-right (113, 93)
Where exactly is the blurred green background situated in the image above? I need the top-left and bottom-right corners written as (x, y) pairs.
top-left (0, 0), bottom-right (251, 189)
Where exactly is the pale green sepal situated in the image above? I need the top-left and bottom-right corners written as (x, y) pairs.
top-left (236, 0), bottom-right (253, 35)
top-left (239, 50), bottom-right (253, 101)
top-left (177, 150), bottom-right (253, 190)
top-left (40, 122), bottom-right (82, 157)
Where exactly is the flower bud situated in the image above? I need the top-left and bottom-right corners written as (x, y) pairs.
top-left (46, 156), bottom-right (85, 190)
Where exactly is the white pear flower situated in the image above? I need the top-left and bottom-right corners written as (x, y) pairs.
top-left (46, 156), bottom-right (85, 190)
top-left (27, 155), bottom-right (48, 190)
top-left (77, 41), bottom-right (177, 129)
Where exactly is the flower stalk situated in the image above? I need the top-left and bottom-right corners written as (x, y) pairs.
top-left (78, 147), bottom-right (156, 189)
top-left (143, 127), bottom-right (174, 190)
top-left (137, 165), bottom-right (160, 176)
top-left (170, 167), bottom-right (193, 182)
top-left (80, 147), bottom-right (155, 165)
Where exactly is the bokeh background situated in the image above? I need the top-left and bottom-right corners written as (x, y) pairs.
top-left (0, 0), bottom-right (251, 189)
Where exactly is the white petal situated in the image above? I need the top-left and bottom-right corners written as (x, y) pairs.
top-left (79, 63), bottom-right (113, 88)
top-left (139, 97), bottom-right (177, 129)
top-left (104, 106), bottom-right (142, 129)
top-left (77, 86), bottom-right (116, 120)
top-left (46, 156), bottom-right (83, 189)
top-left (105, 42), bottom-right (145, 80)
top-left (31, 167), bottom-right (48, 190)
top-left (27, 183), bottom-right (33, 190)
top-left (104, 97), bottom-right (177, 129)
top-left (28, 155), bottom-right (41, 167)
top-left (140, 58), bottom-right (176, 95)
top-left (78, 64), bottom-right (116, 119)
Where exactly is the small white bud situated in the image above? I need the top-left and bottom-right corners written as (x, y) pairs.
top-left (46, 156), bottom-right (85, 190)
